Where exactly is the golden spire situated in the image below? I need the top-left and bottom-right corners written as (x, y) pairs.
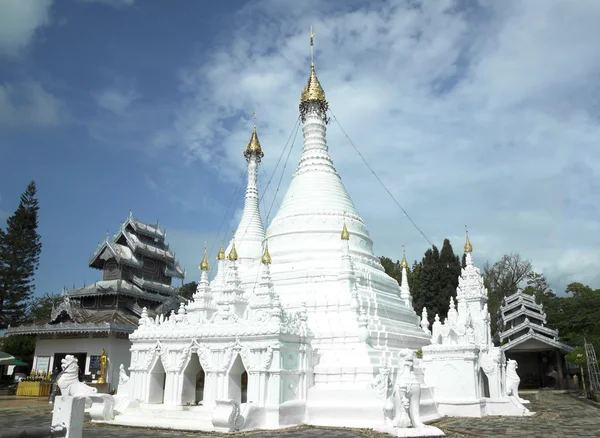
top-left (300, 26), bottom-right (327, 110)
top-left (199, 242), bottom-right (210, 271)
top-left (243, 112), bottom-right (264, 161)
top-left (261, 242), bottom-right (272, 265)
top-left (464, 226), bottom-right (473, 253)
top-left (400, 245), bottom-right (408, 268)
top-left (216, 242), bottom-right (225, 260)
top-left (341, 220), bottom-right (350, 240)
top-left (228, 241), bottom-right (238, 261)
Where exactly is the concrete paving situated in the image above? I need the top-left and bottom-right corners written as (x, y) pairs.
top-left (0, 391), bottom-right (598, 437)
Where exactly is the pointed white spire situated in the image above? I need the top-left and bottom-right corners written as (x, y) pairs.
top-left (399, 246), bottom-right (412, 307)
top-left (230, 123), bottom-right (266, 259)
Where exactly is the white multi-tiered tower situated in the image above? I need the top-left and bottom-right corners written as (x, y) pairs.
top-left (111, 35), bottom-right (528, 435)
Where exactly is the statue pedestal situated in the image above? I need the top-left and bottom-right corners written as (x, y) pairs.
top-left (88, 383), bottom-right (110, 393)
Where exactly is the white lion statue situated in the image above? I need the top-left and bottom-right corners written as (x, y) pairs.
top-left (505, 359), bottom-right (528, 404)
top-left (57, 355), bottom-right (98, 396)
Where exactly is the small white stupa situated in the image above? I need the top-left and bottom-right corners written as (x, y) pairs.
top-left (109, 32), bottom-right (529, 436)
top-left (421, 229), bottom-right (531, 416)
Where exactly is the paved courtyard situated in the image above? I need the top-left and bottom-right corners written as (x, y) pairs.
top-left (0, 391), bottom-right (598, 437)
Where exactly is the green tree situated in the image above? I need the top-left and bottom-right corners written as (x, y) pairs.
top-left (27, 293), bottom-right (63, 323)
top-left (522, 271), bottom-right (555, 306)
top-left (483, 253), bottom-right (532, 338)
top-left (0, 181), bottom-right (42, 329)
top-left (178, 281), bottom-right (198, 301)
top-left (544, 283), bottom-right (600, 352)
top-left (380, 256), bottom-right (402, 285)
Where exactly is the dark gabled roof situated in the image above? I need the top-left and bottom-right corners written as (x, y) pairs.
top-left (88, 213), bottom-right (184, 279)
top-left (5, 308), bottom-right (140, 337)
top-left (64, 280), bottom-right (174, 303)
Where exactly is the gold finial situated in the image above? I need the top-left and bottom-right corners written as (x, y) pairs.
top-left (310, 25), bottom-right (316, 63)
top-left (199, 242), bottom-right (210, 271)
top-left (261, 242), bottom-right (272, 264)
top-left (217, 242), bottom-right (225, 260)
top-left (300, 26), bottom-right (327, 109)
top-left (341, 219), bottom-right (350, 240)
top-left (243, 116), bottom-right (264, 161)
top-left (464, 225), bottom-right (473, 253)
top-left (228, 241), bottom-right (238, 261)
top-left (400, 245), bottom-right (408, 268)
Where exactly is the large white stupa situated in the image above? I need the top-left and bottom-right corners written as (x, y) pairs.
top-left (106, 34), bottom-right (530, 436)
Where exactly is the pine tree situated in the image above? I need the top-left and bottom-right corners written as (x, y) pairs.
top-left (0, 181), bottom-right (42, 329)
top-left (438, 238), bottom-right (461, 305)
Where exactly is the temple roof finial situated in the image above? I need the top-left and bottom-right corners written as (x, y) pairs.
top-left (228, 239), bottom-right (238, 261)
top-left (217, 242), bottom-right (226, 260)
top-left (299, 26), bottom-right (328, 119)
top-left (261, 241), bottom-right (272, 265)
top-left (244, 113), bottom-right (264, 161)
top-left (199, 242), bottom-right (210, 271)
top-left (341, 218), bottom-right (350, 240)
top-left (400, 245), bottom-right (408, 268)
top-left (464, 225), bottom-right (473, 253)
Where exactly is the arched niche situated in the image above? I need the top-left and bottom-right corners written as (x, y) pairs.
top-left (148, 356), bottom-right (166, 404)
top-left (227, 354), bottom-right (248, 404)
top-left (182, 353), bottom-right (205, 405)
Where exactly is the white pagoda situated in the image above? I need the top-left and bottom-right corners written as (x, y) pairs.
top-left (108, 34), bottom-right (530, 435)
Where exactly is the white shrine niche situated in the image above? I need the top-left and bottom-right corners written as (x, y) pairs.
top-left (422, 240), bottom-right (532, 417)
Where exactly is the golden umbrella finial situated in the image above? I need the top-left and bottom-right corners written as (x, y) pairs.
top-left (261, 241), bottom-right (272, 265)
top-left (199, 241), bottom-right (210, 271)
top-left (400, 245), bottom-right (408, 268)
top-left (217, 242), bottom-right (225, 260)
top-left (464, 225), bottom-right (473, 253)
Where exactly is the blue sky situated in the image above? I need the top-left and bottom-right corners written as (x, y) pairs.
top-left (1, 0), bottom-right (599, 297)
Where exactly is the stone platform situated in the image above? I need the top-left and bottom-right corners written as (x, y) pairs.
top-left (2, 391), bottom-right (600, 437)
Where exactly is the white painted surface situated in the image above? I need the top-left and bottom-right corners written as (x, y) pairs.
top-left (34, 335), bottom-right (130, 387)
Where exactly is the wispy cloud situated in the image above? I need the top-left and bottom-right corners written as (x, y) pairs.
top-left (93, 85), bottom-right (141, 116)
top-left (0, 0), bottom-right (53, 57)
top-left (0, 81), bottom-right (64, 126)
top-left (155, 0), bottom-right (600, 293)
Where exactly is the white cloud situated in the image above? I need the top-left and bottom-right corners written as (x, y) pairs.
top-left (93, 85), bottom-right (141, 116)
top-left (0, 0), bottom-right (53, 56)
top-left (0, 81), bottom-right (63, 126)
top-left (157, 0), bottom-right (600, 293)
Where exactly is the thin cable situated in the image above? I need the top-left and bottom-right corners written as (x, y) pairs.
top-left (328, 109), bottom-right (433, 247)
top-left (208, 168), bottom-right (247, 261)
top-left (228, 116), bottom-right (301, 253)
top-left (265, 121), bottom-right (301, 223)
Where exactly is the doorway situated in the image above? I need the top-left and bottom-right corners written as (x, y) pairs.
top-left (148, 358), bottom-right (166, 403)
top-left (228, 354), bottom-right (248, 404)
top-left (182, 353), bottom-right (205, 405)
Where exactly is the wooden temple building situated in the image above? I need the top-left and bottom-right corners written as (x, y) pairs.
top-left (498, 289), bottom-right (574, 389)
top-left (6, 212), bottom-right (184, 391)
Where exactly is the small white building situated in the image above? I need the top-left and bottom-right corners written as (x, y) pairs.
top-left (6, 214), bottom-right (184, 389)
top-left (498, 290), bottom-right (574, 389)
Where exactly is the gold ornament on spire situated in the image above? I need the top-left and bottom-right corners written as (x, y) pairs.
top-left (228, 241), bottom-right (238, 261)
top-left (299, 26), bottom-right (329, 121)
top-left (400, 245), bottom-right (408, 268)
top-left (341, 220), bottom-right (350, 240)
top-left (243, 112), bottom-right (264, 162)
top-left (261, 242), bottom-right (272, 264)
top-left (199, 242), bottom-right (210, 271)
top-left (464, 226), bottom-right (473, 253)
top-left (217, 243), bottom-right (225, 260)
